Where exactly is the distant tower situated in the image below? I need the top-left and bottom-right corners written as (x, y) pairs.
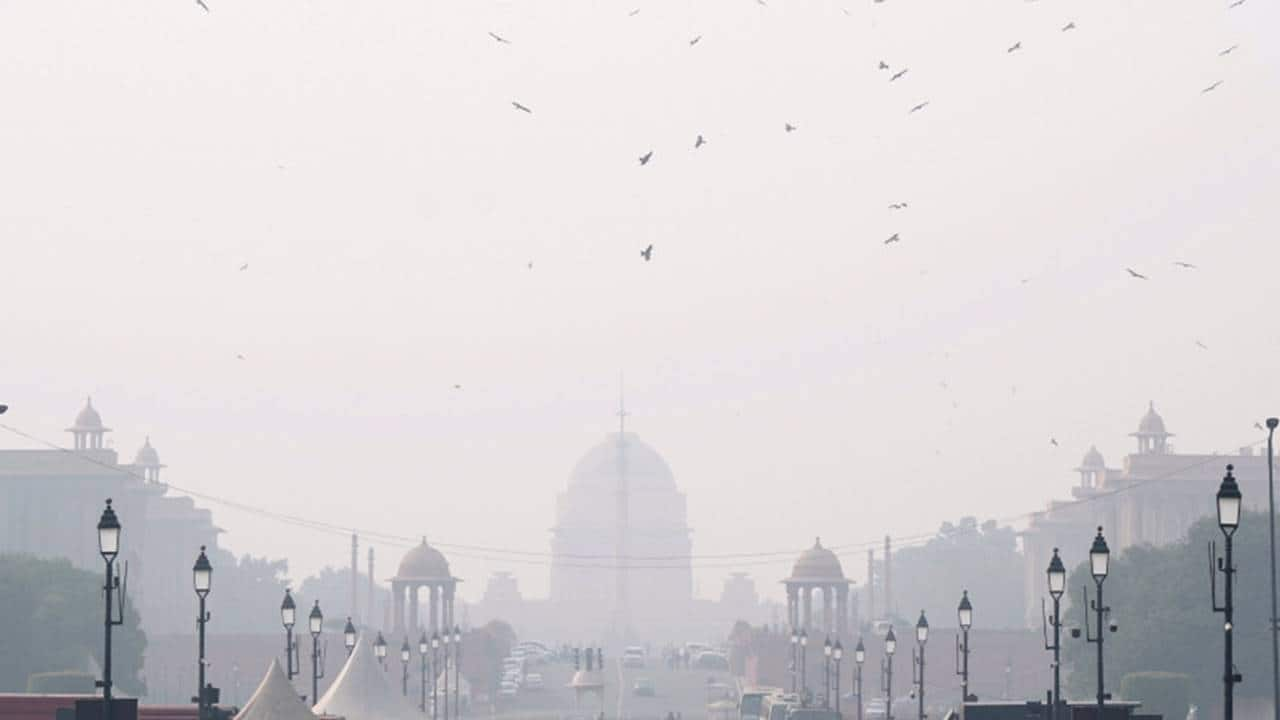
top-left (1075, 446), bottom-right (1106, 489)
top-left (1131, 401), bottom-right (1172, 455)
top-left (614, 383), bottom-right (632, 638)
top-left (351, 533), bottom-right (359, 623)
top-left (883, 535), bottom-right (893, 619)
top-left (67, 397), bottom-right (110, 450)
top-left (134, 437), bottom-right (164, 482)
top-left (866, 548), bottom-right (876, 622)
top-left (367, 546), bottom-right (375, 627)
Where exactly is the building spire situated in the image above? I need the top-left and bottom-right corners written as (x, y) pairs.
top-left (617, 372), bottom-right (628, 434)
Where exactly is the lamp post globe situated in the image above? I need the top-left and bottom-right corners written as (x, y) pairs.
top-left (308, 601), bottom-right (323, 637)
top-left (958, 591), bottom-right (972, 631)
top-left (98, 499), bottom-right (121, 561)
top-left (193, 546), bottom-right (212, 597)
top-left (374, 632), bottom-right (388, 662)
top-left (419, 632), bottom-right (429, 657)
top-left (916, 611), bottom-right (929, 644)
top-left (835, 641), bottom-right (843, 662)
top-left (432, 633), bottom-right (440, 651)
top-left (825, 637), bottom-right (833, 658)
top-left (801, 629), bottom-right (809, 648)
top-left (453, 625), bottom-right (461, 645)
top-left (885, 626), bottom-right (897, 657)
top-left (1047, 548), bottom-right (1067, 599)
top-left (855, 639), bottom-right (865, 665)
top-left (1218, 464), bottom-right (1243, 535)
top-left (1090, 527), bottom-right (1110, 581)
top-left (280, 590), bottom-right (296, 629)
top-left (343, 617), bottom-right (357, 654)
top-left (401, 639), bottom-right (411, 664)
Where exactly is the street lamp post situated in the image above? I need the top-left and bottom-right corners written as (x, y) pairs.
top-left (419, 633), bottom-right (429, 713)
top-left (912, 612), bottom-right (929, 720)
top-left (431, 633), bottom-right (441, 720)
top-left (401, 639), bottom-right (412, 697)
top-left (308, 601), bottom-right (324, 707)
top-left (442, 630), bottom-right (450, 720)
top-left (834, 641), bottom-right (844, 714)
top-left (855, 639), bottom-right (866, 720)
top-left (883, 627), bottom-right (897, 720)
top-left (281, 590), bottom-right (298, 680)
top-left (192, 547), bottom-right (212, 720)
top-left (800, 629), bottom-right (809, 707)
top-left (1079, 527), bottom-right (1113, 720)
top-left (375, 632), bottom-right (388, 667)
top-left (97, 500), bottom-right (123, 720)
top-left (1045, 549), bottom-right (1067, 720)
top-left (824, 637), bottom-right (833, 709)
top-left (343, 618), bottom-right (357, 657)
top-left (956, 591), bottom-right (972, 706)
top-left (1266, 416), bottom-right (1279, 720)
top-left (1212, 465), bottom-right (1244, 720)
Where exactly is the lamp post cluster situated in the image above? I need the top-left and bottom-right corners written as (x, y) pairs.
top-left (789, 628), bottom-right (809, 703)
top-left (822, 637), bottom-right (844, 711)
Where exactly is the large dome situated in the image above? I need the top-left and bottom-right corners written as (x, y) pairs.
top-left (1135, 401), bottom-right (1169, 435)
top-left (789, 538), bottom-right (845, 582)
top-left (135, 437), bottom-right (160, 466)
top-left (73, 397), bottom-right (104, 429)
top-left (1079, 445), bottom-right (1105, 469)
top-left (569, 432), bottom-right (676, 490)
top-left (395, 539), bottom-right (451, 580)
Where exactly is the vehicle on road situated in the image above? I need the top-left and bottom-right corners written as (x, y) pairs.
top-left (523, 673), bottom-right (544, 690)
top-left (692, 651), bottom-right (730, 670)
top-left (761, 693), bottom-right (797, 720)
top-left (786, 710), bottom-right (841, 720)
top-left (622, 646), bottom-right (646, 668)
top-left (864, 697), bottom-right (888, 720)
top-left (498, 680), bottom-right (518, 698)
top-left (740, 688), bottom-right (782, 720)
top-left (633, 677), bottom-right (656, 697)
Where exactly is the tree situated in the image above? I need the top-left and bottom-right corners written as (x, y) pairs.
top-left (1062, 510), bottom-right (1273, 718)
top-left (0, 554), bottom-right (146, 694)
top-left (891, 517), bottom-right (1025, 628)
top-left (205, 550), bottom-right (290, 633)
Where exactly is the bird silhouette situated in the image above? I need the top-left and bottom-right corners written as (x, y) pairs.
top-left (527, 261), bottom-right (533, 270)
top-left (888, 202), bottom-right (909, 210)
top-left (909, 101), bottom-right (929, 113)
top-left (1228, 0), bottom-right (1246, 7)
top-left (488, 31), bottom-right (511, 44)
top-left (1195, 340), bottom-right (1209, 350)
top-left (1219, 45), bottom-right (1238, 56)
top-left (1256, 422), bottom-right (1266, 431)
top-left (1050, 438), bottom-right (1059, 447)
top-left (1125, 268), bottom-right (1148, 279)
top-left (239, 263), bottom-right (249, 271)
top-left (1061, 22), bottom-right (1076, 31)
top-left (1007, 41), bottom-right (1022, 53)
top-left (1202, 81), bottom-right (1223, 93)
top-left (236, 354), bottom-right (245, 361)
top-left (1173, 261), bottom-right (1197, 269)
top-left (785, 123), bottom-right (797, 132)
top-left (641, 244), bottom-right (654, 262)
top-left (879, 61), bottom-right (890, 70)
top-left (638, 151), bottom-right (653, 165)
top-left (694, 134), bottom-right (706, 149)
top-left (453, 384), bottom-right (462, 390)
top-left (689, 35), bottom-right (702, 46)
top-left (512, 101), bottom-right (533, 114)
top-left (0, 405), bottom-right (7, 415)
top-left (884, 233), bottom-right (900, 245)
top-left (889, 68), bottom-right (908, 81)
top-left (628, 7), bottom-right (640, 15)
top-left (196, 0), bottom-right (209, 11)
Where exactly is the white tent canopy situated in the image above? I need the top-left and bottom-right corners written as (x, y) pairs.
top-left (314, 634), bottom-right (418, 720)
top-left (234, 660), bottom-right (316, 720)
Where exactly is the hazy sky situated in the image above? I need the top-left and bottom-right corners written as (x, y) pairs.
top-left (2, 0), bottom-right (1278, 603)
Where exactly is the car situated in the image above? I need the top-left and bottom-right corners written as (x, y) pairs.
top-left (633, 677), bottom-right (656, 697)
top-left (498, 680), bottom-right (518, 698)
top-left (786, 710), bottom-right (841, 720)
top-left (739, 688), bottom-right (782, 720)
top-left (761, 693), bottom-right (797, 720)
top-left (523, 673), bottom-right (545, 690)
top-left (692, 651), bottom-right (730, 670)
top-left (864, 698), bottom-right (888, 720)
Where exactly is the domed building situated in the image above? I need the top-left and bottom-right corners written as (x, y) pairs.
top-left (390, 539), bottom-right (457, 635)
top-left (783, 539), bottom-right (851, 636)
top-left (549, 427), bottom-right (693, 637)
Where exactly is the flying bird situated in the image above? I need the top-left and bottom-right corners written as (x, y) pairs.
top-left (1195, 340), bottom-right (1209, 350)
top-left (889, 68), bottom-right (908, 81)
top-left (1061, 21), bottom-right (1076, 31)
top-left (640, 244), bottom-right (654, 262)
top-left (629, 8), bottom-right (640, 15)
top-left (239, 263), bottom-right (248, 271)
top-left (1219, 45), bottom-right (1238, 56)
top-left (512, 101), bottom-right (533, 114)
top-left (1050, 438), bottom-right (1059, 447)
top-left (879, 61), bottom-right (890, 70)
top-left (689, 35), bottom-right (702, 46)
top-left (1007, 41), bottom-right (1022, 53)
top-left (0, 405), bottom-right (7, 415)
top-left (236, 354), bottom-right (245, 361)
top-left (1202, 81), bottom-right (1223, 93)
top-left (1125, 268), bottom-right (1148, 279)
top-left (884, 233), bottom-right (900, 245)
top-left (453, 384), bottom-right (462, 390)
top-left (1228, 0), bottom-right (1246, 7)
top-left (196, 0), bottom-right (209, 11)
top-left (1256, 421), bottom-right (1265, 430)
top-left (909, 101), bottom-right (929, 113)
top-left (1173, 261), bottom-right (1197, 269)
top-left (694, 134), bottom-right (706, 148)
top-left (785, 123), bottom-right (797, 132)
top-left (638, 151), bottom-right (653, 166)
top-left (888, 202), bottom-right (908, 210)
top-left (488, 31), bottom-right (511, 44)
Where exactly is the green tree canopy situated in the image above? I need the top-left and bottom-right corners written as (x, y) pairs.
top-left (1062, 509), bottom-right (1272, 718)
top-left (892, 517), bottom-right (1025, 628)
top-left (0, 554), bottom-right (146, 694)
